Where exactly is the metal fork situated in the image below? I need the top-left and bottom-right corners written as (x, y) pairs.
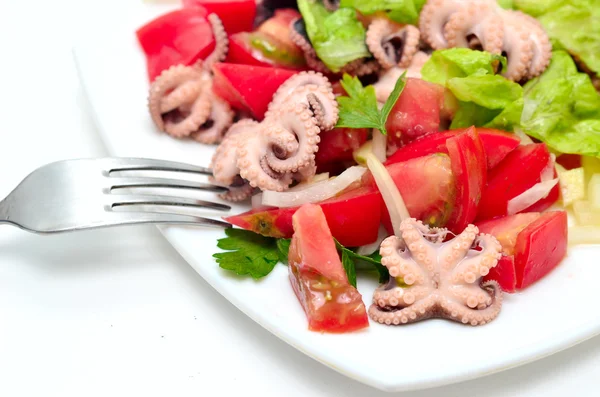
top-left (0, 157), bottom-right (232, 234)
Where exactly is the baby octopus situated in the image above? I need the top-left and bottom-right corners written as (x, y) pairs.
top-left (370, 218), bottom-right (503, 326)
top-left (418, 0), bottom-right (551, 82)
top-left (147, 14), bottom-right (233, 143)
top-left (209, 71), bottom-right (339, 201)
top-left (366, 18), bottom-right (421, 70)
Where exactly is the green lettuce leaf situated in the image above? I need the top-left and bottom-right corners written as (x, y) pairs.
top-left (297, 0), bottom-right (370, 72)
top-left (340, 0), bottom-right (426, 25)
top-left (421, 48), bottom-right (522, 130)
top-left (514, 0), bottom-right (600, 74)
top-left (521, 50), bottom-right (600, 156)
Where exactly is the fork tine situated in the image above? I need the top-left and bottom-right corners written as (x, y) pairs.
top-left (108, 177), bottom-right (228, 193)
top-left (107, 211), bottom-right (231, 229)
top-left (109, 194), bottom-right (231, 211)
top-left (103, 157), bottom-right (213, 176)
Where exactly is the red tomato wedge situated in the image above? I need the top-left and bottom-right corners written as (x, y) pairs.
top-left (315, 128), bottom-right (369, 173)
top-left (385, 128), bottom-right (520, 170)
top-left (225, 185), bottom-right (382, 247)
top-left (514, 211), bottom-right (568, 289)
top-left (226, 10), bottom-right (307, 70)
top-left (556, 153), bottom-right (582, 170)
top-left (477, 211), bottom-right (568, 291)
top-left (136, 8), bottom-right (215, 82)
top-left (445, 127), bottom-right (487, 233)
top-left (384, 78), bottom-right (446, 147)
top-left (183, 0), bottom-right (256, 33)
top-left (288, 204), bottom-right (369, 333)
top-left (484, 256), bottom-right (517, 293)
top-left (476, 143), bottom-right (552, 221)
top-left (211, 63), bottom-right (298, 119)
top-left (363, 154), bottom-right (456, 233)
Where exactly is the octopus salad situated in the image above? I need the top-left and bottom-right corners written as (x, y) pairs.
top-left (137, 0), bottom-right (600, 333)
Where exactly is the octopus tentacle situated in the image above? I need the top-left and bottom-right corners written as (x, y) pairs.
top-left (148, 64), bottom-right (212, 137)
top-left (499, 13), bottom-right (534, 81)
top-left (437, 224), bottom-right (478, 271)
top-left (368, 295), bottom-right (438, 325)
top-left (509, 11), bottom-right (552, 79)
top-left (419, 0), bottom-right (476, 50)
top-left (439, 280), bottom-right (502, 325)
top-left (267, 71), bottom-right (338, 131)
top-left (450, 233), bottom-right (502, 284)
top-left (443, 2), bottom-right (504, 54)
top-left (367, 19), bottom-right (421, 69)
top-left (264, 103), bottom-right (321, 173)
top-left (202, 14), bottom-right (229, 72)
top-left (219, 182), bottom-right (253, 202)
top-left (190, 93), bottom-right (234, 144)
top-left (380, 235), bottom-right (429, 286)
top-left (289, 23), bottom-right (331, 75)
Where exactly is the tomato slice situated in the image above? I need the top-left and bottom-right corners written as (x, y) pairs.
top-left (315, 128), bottom-right (369, 174)
top-left (211, 63), bottom-right (298, 119)
top-left (183, 0), bottom-right (256, 33)
top-left (227, 31), bottom-right (307, 70)
top-left (384, 78), bottom-right (446, 147)
top-left (514, 211), bottom-right (568, 289)
top-left (477, 211), bottom-right (568, 291)
top-left (224, 185), bottom-right (382, 247)
top-left (476, 143), bottom-right (551, 222)
top-left (136, 8), bottom-right (216, 82)
top-left (556, 153), bottom-right (582, 170)
top-left (385, 127), bottom-right (520, 170)
top-left (445, 127), bottom-right (487, 233)
top-left (483, 255), bottom-right (517, 293)
top-left (288, 204), bottom-right (369, 333)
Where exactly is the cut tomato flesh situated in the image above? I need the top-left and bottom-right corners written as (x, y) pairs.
top-left (477, 211), bottom-right (568, 291)
top-left (315, 128), bottom-right (369, 173)
top-left (226, 31), bottom-right (307, 69)
top-left (385, 78), bottom-right (446, 147)
top-left (366, 153), bottom-right (456, 233)
top-left (514, 211), bottom-right (568, 289)
top-left (483, 255), bottom-right (517, 293)
top-left (183, 0), bottom-right (256, 33)
top-left (288, 204), bottom-right (369, 333)
top-left (476, 143), bottom-right (552, 221)
top-left (445, 127), bottom-right (487, 233)
top-left (211, 63), bottom-right (298, 119)
top-left (385, 127), bottom-right (519, 170)
top-left (224, 185), bottom-right (382, 247)
top-left (136, 8), bottom-right (215, 82)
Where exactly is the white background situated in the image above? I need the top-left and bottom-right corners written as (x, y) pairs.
top-left (0, 0), bottom-right (599, 395)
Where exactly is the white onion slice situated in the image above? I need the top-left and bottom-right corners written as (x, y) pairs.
top-left (372, 131), bottom-right (387, 162)
top-left (357, 225), bottom-right (389, 256)
top-left (365, 152), bottom-right (409, 235)
top-left (261, 166), bottom-right (367, 208)
top-left (541, 153), bottom-right (556, 182)
top-left (507, 178), bottom-right (559, 215)
top-left (514, 127), bottom-right (534, 145)
top-left (251, 192), bottom-right (264, 209)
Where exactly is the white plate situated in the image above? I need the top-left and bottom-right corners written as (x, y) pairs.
top-left (73, 3), bottom-right (600, 392)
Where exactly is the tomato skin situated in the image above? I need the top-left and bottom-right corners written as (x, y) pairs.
top-left (211, 63), bottom-right (298, 119)
top-left (182, 0), bottom-right (256, 33)
top-left (477, 211), bottom-right (568, 291)
top-left (385, 128), bottom-right (520, 170)
top-left (315, 128), bottom-right (369, 172)
top-left (226, 31), bottom-right (307, 70)
top-left (136, 8), bottom-right (215, 81)
top-left (288, 204), bottom-right (369, 333)
top-left (476, 143), bottom-right (551, 222)
top-left (483, 255), bottom-right (517, 293)
top-left (514, 211), bottom-right (568, 289)
top-left (224, 185), bottom-right (382, 247)
top-left (556, 153), bottom-right (582, 170)
top-left (385, 78), bottom-right (446, 147)
top-left (445, 127), bottom-right (487, 233)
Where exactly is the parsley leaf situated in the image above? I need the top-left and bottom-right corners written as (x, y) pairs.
top-left (213, 228), bottom-right (288, 279)
top-left (341, 250), bottom-right (357, 288)
top-left (335, 72), bottom-right (407, 135)
top-left (334, 240), bottom-right (390, 284)
top-left (276, 238), bottom-right (291, 264)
